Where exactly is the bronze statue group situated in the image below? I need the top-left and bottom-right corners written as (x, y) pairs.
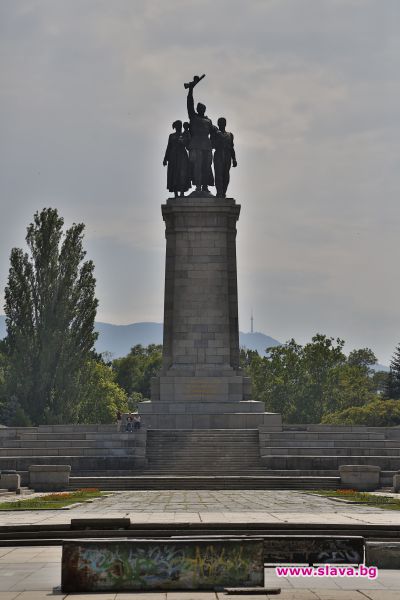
top-left (163, 75), bottom-right (237, 198)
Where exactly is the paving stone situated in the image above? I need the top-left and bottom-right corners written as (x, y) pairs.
top-left (116, 595), bottom-right (167, 600)
top-left (360, 592), bottom-right (400, 600)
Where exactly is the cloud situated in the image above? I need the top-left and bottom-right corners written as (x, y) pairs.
top-left (0, 0), bottom-right (399, 363)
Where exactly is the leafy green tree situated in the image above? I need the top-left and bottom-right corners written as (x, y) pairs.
top-left (112, 344), bottom-right (162, 399)
top-left (371, 370), bottom-right (390, 396)
top-left (322, 399), bottom-right (400, 427)
top-left (242, 335), bottom-right (380, 424)
top-left (347, 348), bottom-right (377, 372)
top-left (77, 360), bottom-right (128, 423)
top-left (3, 208), bottom-right (98, 424)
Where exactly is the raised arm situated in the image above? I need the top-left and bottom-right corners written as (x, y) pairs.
top-left (187, 86), bottom-right (195, 119)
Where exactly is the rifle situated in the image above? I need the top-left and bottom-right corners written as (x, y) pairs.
top-left (184, 74), bottom-right (206, 89)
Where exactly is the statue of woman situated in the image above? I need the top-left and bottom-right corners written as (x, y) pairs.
top-left (163, 120), bottom-right (191, 197)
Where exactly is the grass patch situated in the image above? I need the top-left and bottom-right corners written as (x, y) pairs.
top-left (0, 488), bottom-right (104, 510)
top-left (309, 489), bottom-right (400, 509)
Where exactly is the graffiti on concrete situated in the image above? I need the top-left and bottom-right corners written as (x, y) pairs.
top-left (62, 539), bottom-right (264, 592)
top-left (264, 537), bottom-right (364, 566)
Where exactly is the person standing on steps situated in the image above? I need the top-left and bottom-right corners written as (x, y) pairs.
top-left (116, 410), bottom-right (122, 432)
top-left (126, 415), bottom-right (133, 433)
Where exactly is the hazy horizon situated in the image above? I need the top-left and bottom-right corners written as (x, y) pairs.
top-left (1, 1), bottom-right (399, 364)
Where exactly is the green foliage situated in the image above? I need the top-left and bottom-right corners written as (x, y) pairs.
top-left (322, 398), bottom-right (400, 427)
top-left (77, 360), bottom-right (128, 424)
top-left (0, 488), bottom-right (104, 511)
top-left (2, 208), bottom-right (99, 425)
top-left (242, 334), bottom-right (379, 424)
top-left (384, 344), bottom-right (400, 399)
top-left (112, 344), bottom-right (162, 399)
top-left (371, 370), bottom-right (390, 395)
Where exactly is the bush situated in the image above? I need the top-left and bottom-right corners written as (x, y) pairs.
top-left (322, 398), bottom-right (400, 426)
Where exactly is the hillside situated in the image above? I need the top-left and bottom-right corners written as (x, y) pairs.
top-left (0, 315), bottom-right (388, 369)
top-left (0, 315), bottom-right (280, 358)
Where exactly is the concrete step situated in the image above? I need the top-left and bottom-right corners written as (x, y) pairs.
top-left (0, 447), bottom-right (137, 457)
top-left (68, 475), bottom-right (341, 491)
top-left (12, 432), bottom-right (134, 442)
top-left (261, 447), bottom-right (400, 456)
top-left (259, 440), bottom-right (400, 448)
top-left (261, 455), bottom-right (400, 470)
top-left (0, 440), bottom-right (141, 449)
top-left (261, 432), bottom-right (387, 441)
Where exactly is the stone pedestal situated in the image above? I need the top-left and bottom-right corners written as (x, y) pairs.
top-left (139, 197), bottom-right (281, 430)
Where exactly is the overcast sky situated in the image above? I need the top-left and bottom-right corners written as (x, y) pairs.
top-left (1, 0), bottom-right (399, 364)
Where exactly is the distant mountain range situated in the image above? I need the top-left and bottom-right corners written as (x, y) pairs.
top-left (0, 315), bottom-right (280, 358)
top-left (0, 315), bottom-right (389, 369)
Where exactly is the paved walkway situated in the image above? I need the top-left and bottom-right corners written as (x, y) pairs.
top-left (1, 490), bottom-right (400, 526)
top-left (0, 546), bottom-right (398, 599)
top-left (0, 491), bottom-right (400, 597)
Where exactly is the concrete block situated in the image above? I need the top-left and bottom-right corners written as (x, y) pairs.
top-left (366, 541), bottom-right (400, 569)
top-left (339, 464), bottom-right (381, 491)
top-left (393, 471), bottom-right (400, 492)
top-left (0, 472), bottom-right (20, 491)
top-left (29, 464), bottom-right (71, 491)
top-left (62, 538), bottom-right (263, 592)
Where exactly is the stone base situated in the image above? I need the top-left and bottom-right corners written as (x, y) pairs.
top-left (151, 375), bottom-right (253, 402)
top-left (143, 374), bottom-right (282, 429)
top-left (138, 401), bottom-right (282, 429)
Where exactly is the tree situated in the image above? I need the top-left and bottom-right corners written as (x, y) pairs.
top-left (384, 344), bottom-right (400, 399)
top-left (3, 208), bottom-right (98, 424)
top-left (242, 334), bottom-right (380, 424)
top-left (347, 348), bottom-right (377, 373)
top-left (77, 360), bottom-right (128, 424)
top-left (322, 399), bottom-right (400, 427)
top-left (112, 344), bottom-right (162, 399)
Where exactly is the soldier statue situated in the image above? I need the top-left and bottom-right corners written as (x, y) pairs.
top-left (212, 117), bottom-right (237, 198)
top-left (185, 75), bottom-right (214, 194)
top-left (163, 120), bottom-right (191, 197)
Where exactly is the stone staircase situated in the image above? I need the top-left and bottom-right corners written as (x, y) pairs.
top-left (259, 424), bottom-right (400, 486)
top-left (69, 429), bottom-right (340, 490)
top-left (146, 429), bottom-right (264, 473)
top-left (1, 423), bottom-right (400, 490)
top-left (0, 424), bottom-right (146, 485)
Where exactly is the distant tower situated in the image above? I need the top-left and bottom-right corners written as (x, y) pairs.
top-left (251, 309), bottom-right (254, 334)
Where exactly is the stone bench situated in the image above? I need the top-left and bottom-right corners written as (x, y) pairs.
top-left (61, 538), bottom-right (264, 592)
top-left (29, 464), bottom-right (71, 491)
top-left (339, 464), bottom-right (381, 491)
top-left (0, 470), bottom-right (20, 492)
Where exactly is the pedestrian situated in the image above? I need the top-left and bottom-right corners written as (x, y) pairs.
top-left (116, 410), bottom-right (122, 432)
top-left (133, 414), bottom-right (141, 431)
top-left (126, 415), bottom-right (133, 433)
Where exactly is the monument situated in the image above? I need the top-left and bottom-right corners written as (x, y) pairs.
top-left (139, 76), bottom-right (281, 430)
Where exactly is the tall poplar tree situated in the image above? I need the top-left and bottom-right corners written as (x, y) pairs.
top-left (3, 208), bottom-right (98, 424)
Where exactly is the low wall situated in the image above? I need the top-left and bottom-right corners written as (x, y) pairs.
top-left (61, 538), bottom-right (264, 592)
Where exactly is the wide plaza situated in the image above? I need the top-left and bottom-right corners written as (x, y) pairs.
top-left (0, 489), bottom-right (399, 599)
